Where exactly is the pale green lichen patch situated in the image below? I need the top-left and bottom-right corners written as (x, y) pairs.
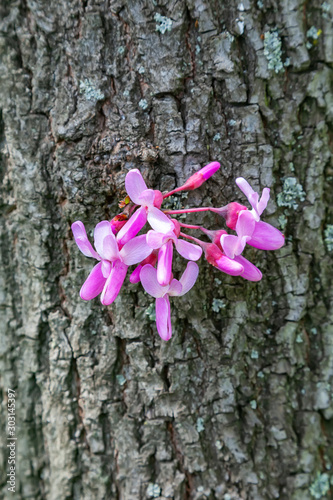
top-left (250, 400), bottom-right (257, 409)
top-left (79, 79), bottom-right (104, 102)
top-left (309, 472), bottom-right (331, 499)
top-left (212, 298), bottom-right (226, 312)
top-left (278, 214), bottom-right (288, 231)
top-left (147, 482), bottom-right (161, 498)
top-left (196, 417), bottom-right (205, 433)
top-left (263, 31), bottom-right (284, 73)
top-left (145, 303), bottom-right (156, 321)
top-left (116, 374), bottom-right (126, 386)
top-left (139, 99), bottom-right (148, 110)
top-left (154, 13), bottom-right (173, 34)
top-left (324, 225), bottom-right (333, 251)
top-left (322, 2), bottom-right (331, 20)
top-left (277, 177), bottom-right (306, 210)
top-left (306, 26), bottom-right (322, 49)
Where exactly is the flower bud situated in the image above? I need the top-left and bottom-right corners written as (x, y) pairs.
top-left (182, 162), bottom-right (220, 190)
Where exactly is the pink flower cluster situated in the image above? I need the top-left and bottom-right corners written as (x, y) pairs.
top-left (72, 163), bottom-right (284, 341)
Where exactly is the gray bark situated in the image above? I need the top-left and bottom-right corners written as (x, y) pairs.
top-left (1, 0), bottom-right (333, 499)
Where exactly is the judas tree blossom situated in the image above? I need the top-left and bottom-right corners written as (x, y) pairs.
top-left (72, 220), bottom-right (152, 305)
top-left (140, 262), bottom-right (199, 341)
top-left (72, 163), bottom-right (284, 341)
top-left (117, 169), bottom-right (173, 246)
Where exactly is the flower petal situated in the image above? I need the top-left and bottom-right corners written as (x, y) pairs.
top-left (257, 187), bottom-right (270, 215)
top-left (156, 296), bottom-right (172, 341)
top-left (168, 278), bottom-right (183, 297)
top-left (235, 210), bottom-right (256, 238)
top-left (129, 265), bottom-right (142, 284)
top-left (157, 240), bottom-right (173, 286)
top-left (234, 255), bottom-right (262, 282)
top-left (116, 206), bottom-right (147, 247)
top-left (236, 177), bottom-right (255, 201)
top-left (247, 221), bottom-right (285, 250)
top-left (175, 239), bottom-right (202, 261)
top-left (138, 189), bottom-right (155, 207)
top-left (140, 264), bottom-right (166, 298)
top-left (146, 230), bottom-right (171, 249)
top-left (178, 261), bottom-right (199, 296)
top-left (72, 221), bottom-right (100, 259)
top-left (94, 221), bottom-right (115, 260)
top-left (221, 232), bottom-right (250, 259)
top-left (103, 234), bottom-right (121, 262)
top-left (80, 262), bottom-right (107, 300)
top-left (120, 234), bottom-right (152, 266)
top-left (147, 206), bottom-right (174, 233)
top-left (215, 255), bottom-right (244, 276)
top-left (125, 169), bottom-right (148, 204)
top-left (100, 260), bottom-right (128, 305)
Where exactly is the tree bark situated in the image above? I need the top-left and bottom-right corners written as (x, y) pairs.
top-left (1, 0), bottom-right (333, 499)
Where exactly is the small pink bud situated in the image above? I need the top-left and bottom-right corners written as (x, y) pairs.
top-left (182, 162), bottom-right (220, 190)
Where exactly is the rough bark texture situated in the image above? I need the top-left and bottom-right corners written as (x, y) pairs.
top-left (1, 0), bottom-right (333, 499)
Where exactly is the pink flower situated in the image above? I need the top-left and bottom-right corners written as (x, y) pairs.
top-left (72, 220), bottom-right (152, 305)
top-left (235, 178), bottom-right (284, 250)
top-left (146, 221), bottom-right (202, 286)
top-left (140, 262), bottom-right (199, 341)
top-left (117, 169), bottom-right (174, 246)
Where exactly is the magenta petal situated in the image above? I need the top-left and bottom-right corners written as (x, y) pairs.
top-left (140, 264), bottom-right (166, 298)
top-left (120, 234), bottom-right (152, 266)
top-left (147, 230), bottom-right (170, 249)
top-left (80, 262), bottom-right (107, 300)
top-left (117, 206), bottom-right (147, 247)
top-left (138, 189), bottom-right (155, 206)
top-left (103, 234), bottom-right (120, 262)
top-left (147, 206), bottom-right (174, 233)
top-left (125, 169), bottom-right (148, 204)
top-left (168, 278), bottom-right (183, 297)
top-left (94, 221), bottom-right (114, 260)
top-left (129, 265), bottom-right (142, 284)
top-left (100, 260), bottom-right (128, 305)
top-left (178, 261), bottom-right (199, 296)
top-left (234, 255), bottom-right (262, 282)
top-left (215, 255), bottom-right (244, 276)
top-left (220, 234), bottom-right (239, 259)
top-left (257, 187), bottom-right (270, 215)
top-left (72, 221), bottom-right (100, 259)
top-left (247, 221), bottom-right (285, 250)
top-left (236, 210), bottom-right (256, 238)
top-left (157, 240), bottom-right (173, 286)
top-left (175, 239), bottom-right (202, 261)
top-left (156, 296), bottom-right (172, 341)
top-left (236, 177), bottom-right (255, 200)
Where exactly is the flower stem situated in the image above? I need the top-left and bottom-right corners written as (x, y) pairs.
top-left (179, 222), bottom-right (203, 230)
top-left (163, 207), bottom-right (212, 215)
top-left (162, 186), bottom-right (186, 199)
top-left (179, 231), bottom-right (205, 247)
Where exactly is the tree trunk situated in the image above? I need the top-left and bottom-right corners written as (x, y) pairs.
top-left (1, 0), bottom-right (333, 499)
